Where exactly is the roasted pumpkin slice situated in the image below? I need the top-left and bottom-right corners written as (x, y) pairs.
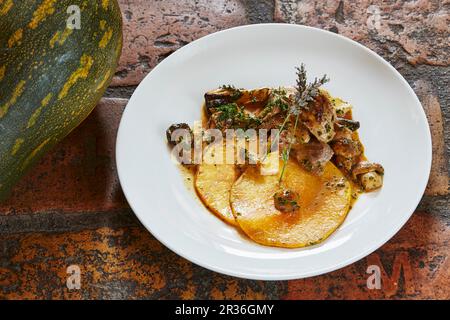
top-left (230, 160), bottom-right (351, 248)
top-left (194, 143), bottom-right (239, 226)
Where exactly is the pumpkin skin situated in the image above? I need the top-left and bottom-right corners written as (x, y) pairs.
top-left (0, 0), bottom-right (122, 201)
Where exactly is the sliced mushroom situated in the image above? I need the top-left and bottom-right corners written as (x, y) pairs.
top-left (360, 172), bottom-right (383, 192)
top-left (336, 118), bottom-right (360, 131)
top-left (166, 123), bottom-right (192, 146)
top-left (204, 87), bottom-right (241, 110)
top-left (204, 87), bottom-right (270, 112)
top-left (352, 161), bottom-right (384, 192)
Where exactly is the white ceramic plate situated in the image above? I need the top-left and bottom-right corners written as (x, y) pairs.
top-left (116, 24), bottom-right (431, 280)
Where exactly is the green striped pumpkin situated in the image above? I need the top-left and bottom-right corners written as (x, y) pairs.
top-left (0, 0), bottom-right (122, 201)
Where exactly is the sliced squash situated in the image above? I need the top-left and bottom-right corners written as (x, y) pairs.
top-left (230, 160), bottom-right (352, 248)
top-left (194, 143), bottom-right (239, 226)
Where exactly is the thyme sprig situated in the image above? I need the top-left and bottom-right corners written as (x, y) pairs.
top-left (294, 64), bottom-right (329, 112)
top-left (259, 111), bottom-right (290, 164)
top-left (278, 64), bottom-right (329, 184)
top-left (278, 112), bottom-right (300, 183)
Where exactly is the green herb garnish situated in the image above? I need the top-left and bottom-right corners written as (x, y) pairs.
top-left (215, 103), bottom-right (261, 129)
top-left (278, 64), bottom-right (329, 183)
top-left (220, 85), bottom-right (243, 100)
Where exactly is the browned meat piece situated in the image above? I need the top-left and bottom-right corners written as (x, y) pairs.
top-left (259, 112), bottom-right (286, 131)
top-left (258, 88), bottom-right (293, 127)
top-left (292, 139), bottom-right (334, 175)
top-left (299, 92), bottom-right (336, 143)
top-left (352, 161), bottom-right (384, 192)
top-left (292, 122), bottom-right (311, 145)
top-left (277, 121), bottom-right (310, 148)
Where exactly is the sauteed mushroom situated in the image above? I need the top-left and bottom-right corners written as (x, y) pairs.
top-left (330, 122), bottom-right (363, 172)
top-left (166, 123), bottom-right (192, 146)
top-left (204, 87), bottom-right (242, 110)
top-left (205, 87), bottom-right (270, 112)
top-left (352, 161), bottom-right (384, 191)
top-left (336, 118), bottom-right (360, 131)
top-left (273, 189), bottom-right (300, 213)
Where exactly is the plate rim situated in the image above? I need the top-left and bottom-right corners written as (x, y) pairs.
top-left (116, 23), bottom-right (432, 280)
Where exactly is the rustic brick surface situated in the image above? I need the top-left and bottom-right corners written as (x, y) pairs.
top-left (274, 0), bottom-right (449, 67)
top-left (0, 211), bottom-right (447, 299)
top-left (113, 0), bottom-right (250, 86)
top-left (0, 0), bottom-right (449, 300)
top-left (414, 80), bottom-right (449, 196)
top-left (0, 226), bottom-right (286, 299)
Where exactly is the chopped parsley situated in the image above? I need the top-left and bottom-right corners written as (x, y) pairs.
top-left (214, 103), bottom-right (261, 129)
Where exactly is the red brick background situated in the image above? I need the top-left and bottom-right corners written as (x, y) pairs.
top-left (0, 0), bottom-right (448, 299)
